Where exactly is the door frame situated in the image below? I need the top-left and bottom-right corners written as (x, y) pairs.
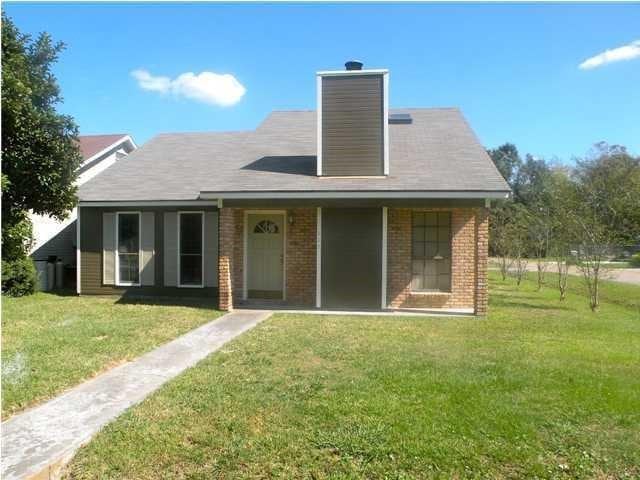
top-left (243, 210), bottom-right (287, 301)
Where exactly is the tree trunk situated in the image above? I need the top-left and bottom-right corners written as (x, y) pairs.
top-left (537, 260), bottom-right (545, 291)
top-left (500, 256), bottom-right (508, 281)
top-left (557, 260), bottom-right (568, 301)
top-left (590, 273), bottom-right (600, 312)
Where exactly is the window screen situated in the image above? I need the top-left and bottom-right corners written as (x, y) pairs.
top-left (179, 212), bottom-right (203, 286)
top-left (411, 212), bottom-right (451, 292)
top-left (117, 213), bottom-right (140, 284)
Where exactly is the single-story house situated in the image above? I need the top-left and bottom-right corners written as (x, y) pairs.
top-left (31, 134), bottom-right (137, 267)
top-left (77, 61), bottom-right (510, 315)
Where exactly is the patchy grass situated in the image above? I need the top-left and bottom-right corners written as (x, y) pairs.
top-left (1, 293), bottom-right (220, 417)
top-left (65, 272), bottom-right (640, 479)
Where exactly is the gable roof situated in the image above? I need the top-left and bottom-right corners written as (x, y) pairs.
top-left (78, 108), bottom-right (510, 203)
top-left (79, 134), bottom-right (131, 161)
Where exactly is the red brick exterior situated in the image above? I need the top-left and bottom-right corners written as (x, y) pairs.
top-left (217, 207), bottom-right (317, 309)
top-left (218, 206), bottom-right (488, 315)
top-left (474, 207), bottom-right (489, 316)
top-left (386, 207), bottom-right (488, 315)
top-left (285, 208), bottom-right (317, 306)
top-left (218, 208), bottom-right (235, 311)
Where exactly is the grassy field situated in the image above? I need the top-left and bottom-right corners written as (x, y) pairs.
top-left (66, 272), bottom-right (640, 479)
top-left (1, 293), bottom-right (220, 417)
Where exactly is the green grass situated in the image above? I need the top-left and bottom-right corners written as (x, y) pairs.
top-left (65, 272), bottom-right (640, 479)
top-left (1, 293), bottom-right (220, 417)
top-left (600, 261), bottom-right (635, 269)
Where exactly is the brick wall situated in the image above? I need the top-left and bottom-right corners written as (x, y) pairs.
top-left (219, 206), bottom-right (488, 315)
top-left (285, 208), bottom-right (317, 306)
top-left (232, 209), bottom-right (244, 296)
top-left (218, 207), bottom-right (317, 309)
top-left (218, 208), bottom-right (235, 311)
top-left (474, 208), bottom-right (489, 316)
top-left (387, 207), bottom-right (487, 313)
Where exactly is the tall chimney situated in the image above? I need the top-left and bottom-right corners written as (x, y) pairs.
top-left (316, 61), bottom-right (389, 176)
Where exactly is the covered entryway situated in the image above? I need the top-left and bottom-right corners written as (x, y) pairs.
top-left (246, 212), bottom-right (285, 300)
top-left (321, 208), bottom-right (382, 309)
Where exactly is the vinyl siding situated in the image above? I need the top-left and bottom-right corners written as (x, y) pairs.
top-left (30, 219), bottom-right (77, 265)
top-left (79, 206), bottom-right (218, 297)
top-left (321, 75), bottom-right (384, 176)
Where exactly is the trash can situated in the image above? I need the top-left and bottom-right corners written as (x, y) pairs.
top-left (46, 262), bottom-right (55, 290)
top-left (55, 259), bottom-right (64, 289)
top-left (35, 261), bottom-right (48, 291)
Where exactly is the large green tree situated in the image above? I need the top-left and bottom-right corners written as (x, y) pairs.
top-left (487, 142), bottom-right (521, 187)
top-left (574, 142), bottom-right (640, 244)
top-left (1, 14), bottom-right (81, 261)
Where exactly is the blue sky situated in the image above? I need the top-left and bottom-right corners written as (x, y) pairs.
top-left (4, 2), bottom-right (640, 161)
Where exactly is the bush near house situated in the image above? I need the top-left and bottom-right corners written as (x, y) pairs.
top-left (1, 257), bottom-right (38, 297)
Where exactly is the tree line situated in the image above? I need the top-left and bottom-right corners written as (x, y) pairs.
top-left (487, 142), bottom-right (640, 311)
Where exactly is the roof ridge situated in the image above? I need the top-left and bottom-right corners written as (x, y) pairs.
top-left (79, 133), bottom-right (128, 138)
top-left (154, 130), bottom-right (251, 137)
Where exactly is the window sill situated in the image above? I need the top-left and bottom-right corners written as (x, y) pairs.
top-left (410, 291), bottom-right (451, 296)
top-left (178, 284), bottom-right (204, 289)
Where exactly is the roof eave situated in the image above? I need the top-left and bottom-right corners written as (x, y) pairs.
top-left (199, 190), bottom-right (511, 200)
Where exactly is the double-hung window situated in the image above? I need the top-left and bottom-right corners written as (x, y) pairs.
top-left (116, 212), bottom-right (140, 285)
top-left (412, 212), bottom-right (451, 292)
top-left (178, 212), bottom-right (204, 287)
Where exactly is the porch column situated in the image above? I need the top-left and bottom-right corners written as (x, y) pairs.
top-left (474, 207), bottom-right (489, 316)
top-left (218, 207), bottom-right (235, 311)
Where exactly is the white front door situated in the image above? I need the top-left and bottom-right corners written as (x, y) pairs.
top-left (247, 213), bottom-right (284, 299)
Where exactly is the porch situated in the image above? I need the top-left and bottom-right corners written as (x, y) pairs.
top-left (217, 204), bottom-right (488, 315)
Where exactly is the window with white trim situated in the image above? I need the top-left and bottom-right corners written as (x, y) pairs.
top-left (411, 212), bottom-right (451, 292)
top-left (179, 212), bottom-right (203, 287)
top-left (117, 212), bottom-right (140, 285)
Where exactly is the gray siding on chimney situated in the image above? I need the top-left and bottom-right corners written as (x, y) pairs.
top-left (321, 75), bottom-right (384, 176)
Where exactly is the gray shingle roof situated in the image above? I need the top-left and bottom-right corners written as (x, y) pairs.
top-left (79, 108), bottom-right (510, 202)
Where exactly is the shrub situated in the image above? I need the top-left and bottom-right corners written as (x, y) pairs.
top-left (631, 253), bottom-right (640, 267)
top-left (2, 257), bottom-right (38, 297)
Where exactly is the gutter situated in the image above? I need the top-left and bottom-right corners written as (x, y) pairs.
top-left (198, 190), bottom-right (510, 200)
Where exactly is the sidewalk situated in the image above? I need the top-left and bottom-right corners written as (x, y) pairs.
top-left (1, 309), bottom-right (271, 480)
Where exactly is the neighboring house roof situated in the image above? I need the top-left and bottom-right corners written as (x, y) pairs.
top-left (79, 134), bottom-right (132, 160)
top-left (78, 108), bottom-right (510, 202)
top-left (30, 133), bottom-right (137, 259)
top-left (77, 134), bottom-right (137, 180)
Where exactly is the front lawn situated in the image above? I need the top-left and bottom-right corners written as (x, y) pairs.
top-left (1, 293), bottom-right (220, 417)
top-left (66, 272), bottom-right (640, 479)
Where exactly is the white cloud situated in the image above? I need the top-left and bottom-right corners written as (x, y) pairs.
top-left (579, 40), bottom-right (640, 70)
top-left (131, 69), bottom-right (246, 106)
top-left (131, 69), bottom-right (171, 93)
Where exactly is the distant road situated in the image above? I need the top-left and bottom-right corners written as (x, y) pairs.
top-left (489, 259), bottom-right (640, 286)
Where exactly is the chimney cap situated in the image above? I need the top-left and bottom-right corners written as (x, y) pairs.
top-left (345, 60), bottom-right (364, 71)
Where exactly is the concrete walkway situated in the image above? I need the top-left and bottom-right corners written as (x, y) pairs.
top-left (1, 309), bottom-right (271, 480)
